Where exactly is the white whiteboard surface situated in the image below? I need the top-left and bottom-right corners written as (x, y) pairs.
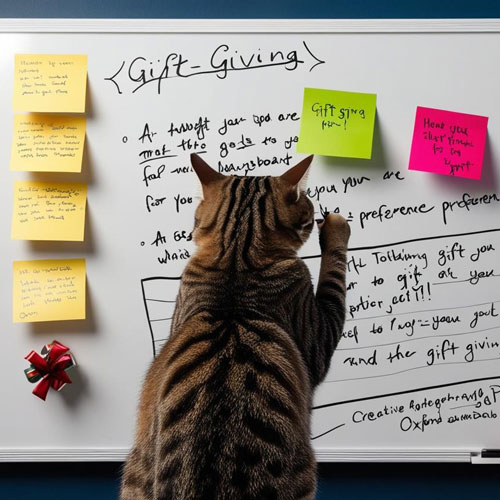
top-left (1, 19), bottom-right (500, 462)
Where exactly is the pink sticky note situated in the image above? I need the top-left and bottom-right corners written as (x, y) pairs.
top-left (409, 106), bottom-right (488, 180)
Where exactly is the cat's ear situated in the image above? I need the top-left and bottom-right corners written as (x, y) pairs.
top-left (280, 155), bottom-right (313, 200)
top-left (191, 153), bottom-right (224, 199)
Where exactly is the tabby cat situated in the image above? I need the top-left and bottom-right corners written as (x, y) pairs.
top-left (121, 153), bottom-right (350, 500)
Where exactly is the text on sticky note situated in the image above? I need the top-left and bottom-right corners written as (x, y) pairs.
top-left (13, 259), bottom-right (86, 323)
top-left (297, 88), bottom-right (377, 159)
top-left (408, 106), bottom-right (488, 179)
top-left (11, 180), bottom-right (87, 241)
top-left (13, 54), bottom-right (87, 113)
top-left (10, 114), bottom-right (86, 172)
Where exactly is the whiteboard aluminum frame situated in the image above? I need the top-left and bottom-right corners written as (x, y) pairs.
top-left (0, 448), bottom-right (472, 462)
top-left (0, 18), bottom-right (499, 33)
top-left (1, 18), bottom-right (497, 463)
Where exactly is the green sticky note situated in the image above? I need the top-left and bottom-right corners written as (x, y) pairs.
top-left (297, 88), bottom-right (377, 159)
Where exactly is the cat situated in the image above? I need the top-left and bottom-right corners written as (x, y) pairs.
top-left (121, 153), bottom-right (350, 500)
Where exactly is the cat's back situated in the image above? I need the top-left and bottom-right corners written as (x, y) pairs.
top-left (151, 270), bottom-right (316, 500)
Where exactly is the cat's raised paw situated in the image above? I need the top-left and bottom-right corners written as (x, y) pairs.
top-left (319, 213), bottom-right (350, 249)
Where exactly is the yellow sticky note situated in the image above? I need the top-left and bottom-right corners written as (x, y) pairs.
top-left (13, 54), bottom-right (87, 113)
top-left (10, 114), bottom-right (86, 172)
top-left (11, 180), bottom-right (87, 241)
top-left (297, 88), bottom-right (377, 159)
top-left (13, 259), bottom-right (86, 323)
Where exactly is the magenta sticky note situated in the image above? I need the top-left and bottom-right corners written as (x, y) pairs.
top-left (408, 106), bottom-right (488, 180)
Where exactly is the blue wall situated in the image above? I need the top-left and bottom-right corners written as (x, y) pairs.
top-left (1, 462), bottom-right (499, 499)
top-left (1, 0), bottom-right (500, 18)
top-left (2, 2), bottom-right (500, 499)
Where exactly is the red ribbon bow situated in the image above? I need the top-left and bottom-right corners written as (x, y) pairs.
top-left (25, 341), bottom-right (73, 401)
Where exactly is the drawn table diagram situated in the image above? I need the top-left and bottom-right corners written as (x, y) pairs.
top-left (140, 228), bottom-right (500, 447)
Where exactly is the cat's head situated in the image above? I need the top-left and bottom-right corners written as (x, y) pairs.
top-left (190, 154), bottom-right (315, 254)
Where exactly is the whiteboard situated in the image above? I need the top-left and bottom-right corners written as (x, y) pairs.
top-left (1, 19), bottom-right (500, 462)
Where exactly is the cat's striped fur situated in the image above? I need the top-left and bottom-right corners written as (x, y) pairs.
top-left (121, 154), bottom-right (350, 500)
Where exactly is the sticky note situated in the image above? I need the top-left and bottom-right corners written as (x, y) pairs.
top-left (10, 114), bottom-right (86, 172)
top-left (408, 107), bottom-right (488, 180)
top-left (13, 54), bottom-right (87, 113)
top-left (11, 180), bottom-right (87, 241)
top-left (13, 259), bottom-right (86, 323)
top-left (297, 88), bottom-right (377, 159)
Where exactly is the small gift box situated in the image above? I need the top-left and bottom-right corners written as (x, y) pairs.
top-left (24, 340), bottom-right (76, 401)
